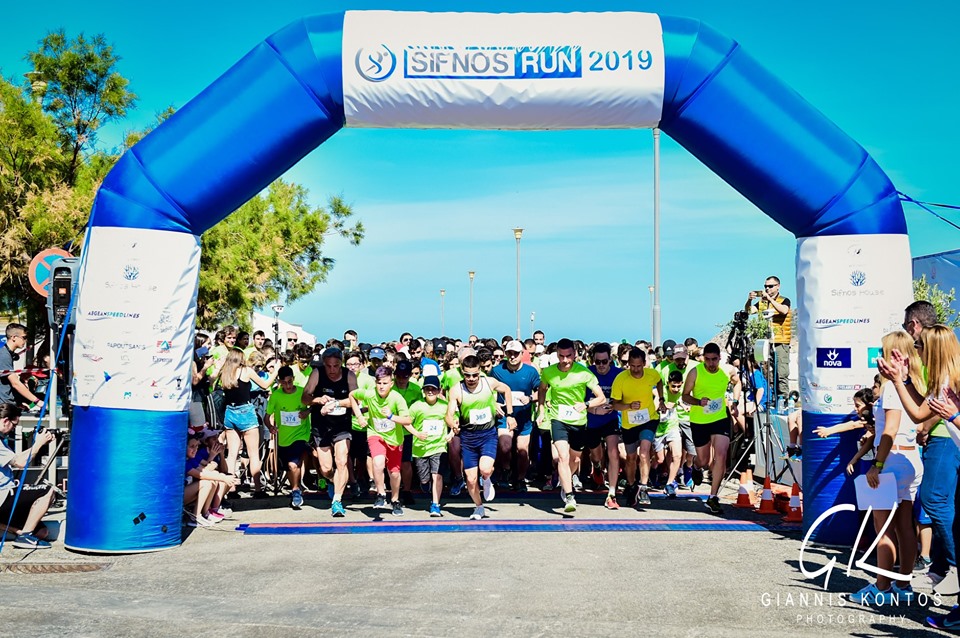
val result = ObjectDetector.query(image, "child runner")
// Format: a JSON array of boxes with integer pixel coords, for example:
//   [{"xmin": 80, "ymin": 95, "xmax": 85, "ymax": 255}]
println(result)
[{"xmin": 406, "ymin": 375, "xmax": 452, "ymax": 516}]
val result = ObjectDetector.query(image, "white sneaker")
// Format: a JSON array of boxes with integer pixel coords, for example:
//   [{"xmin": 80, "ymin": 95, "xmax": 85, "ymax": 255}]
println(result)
[
  {"xmin": 482, "ymin": 477, "xmax": 495, "ymax": 502},
  {"xmin": 935, "ymin": 567, "xmax": 959, "ymax": 595},
  {"xmin": 913, "ymin": 570, "xmax": 945, "ymax": 592},
  {"xmin": 469, "ymin": 505, "xmax": 486, "ymax": 520},
  {"xmin": 564, "ymin": 494, "xmax": 577, "ymax": 513}
]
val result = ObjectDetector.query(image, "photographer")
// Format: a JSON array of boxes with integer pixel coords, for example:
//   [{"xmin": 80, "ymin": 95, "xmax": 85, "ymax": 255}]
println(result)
[
  {"xmin": 0, "ymin": 403, "xmax": 56, "ymax": 549},
  {"xmin": 1, "ymin": 323, "xmax": 43, "ymax": 412},
  {"xmin": 745, "ymin": 276, "xmax": 792, "ymax": 399}
]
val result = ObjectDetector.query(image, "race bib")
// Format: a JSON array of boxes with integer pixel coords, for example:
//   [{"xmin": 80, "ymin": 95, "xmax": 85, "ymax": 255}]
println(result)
[
  {"xmin": 469, "ymin": 407, "xmax": 493, "ymax": 425},
  {"xmin": 627, "ymin": 409, "xmax": 651, "ymax": 426},
  {"xmin": 327, "ymin": 404, "xmax": 347, "ymax": 416},
  {"xmin": 511, "ymin": 394, "xmax": 527, "ymax": 407},
  {"xmin": 374, "ymin": 418, "xmax": 395, "ymax": 433},
  {"xmin": 280, "ymin": 411, "xmax": 301, "ymax": 427},
  {"xmin": 423, "ymin": 419, "xmax": 444, "ymax": 437},
  {"xmin": 557, "ymin": 404, "xmax": 580, "ymax": 422},
  {"xmin": 704, "ymin": 399, "xmax": 723, "ymax": 415}
]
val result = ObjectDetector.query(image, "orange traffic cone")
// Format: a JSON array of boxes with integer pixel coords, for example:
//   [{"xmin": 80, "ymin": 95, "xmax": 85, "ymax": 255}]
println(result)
[
  {"xmin": 757, "ymin": 476, "xmax": 778, "ymax": 514},
  {"xmin": 783, "ymin": 483, "xmax": 803, "ymax": 522},
  {"xmin": 734, "ymin": 472, "xmax": 755, "ymax": 508}
]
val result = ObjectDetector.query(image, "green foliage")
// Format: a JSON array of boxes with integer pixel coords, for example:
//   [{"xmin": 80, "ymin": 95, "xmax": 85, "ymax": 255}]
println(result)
[
  {"xmin": 26, "ymin": 29, "xmax": 137, "ymax": 185},
  {"xmin": 745, "ymin": 313, "xmax": 772, "ymax": 341},
  {"xmin": 197, "ymin": 181, "xmax": 364, "ymax": 326},
  {"xmin": 914, "ymin": 275, "xmax": 960, "ymax": 328}
]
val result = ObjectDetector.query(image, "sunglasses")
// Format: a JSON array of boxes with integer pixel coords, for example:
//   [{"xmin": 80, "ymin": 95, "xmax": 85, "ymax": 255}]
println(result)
[
  {"xmin": 463, "ymin": 372, "xmax": 480, "ymax": 379},
  {"xmin": 594, "ymin": 358, "xmax": 610, "ymax": 365},
  {"xmin": 764, "ymin": 284, "xmax": 776, "ymax": 288}
]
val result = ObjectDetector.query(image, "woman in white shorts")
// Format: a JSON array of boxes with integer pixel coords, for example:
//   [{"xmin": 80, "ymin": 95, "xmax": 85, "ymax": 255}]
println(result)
[{"xmin": 850, "ymin": 330, "xmax": 926, "ymax": 605}]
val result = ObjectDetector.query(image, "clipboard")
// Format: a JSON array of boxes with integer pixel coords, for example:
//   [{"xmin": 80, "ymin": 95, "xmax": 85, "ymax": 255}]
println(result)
[{"xmin": 854, "ymin": 473, "xmax": 898, "ymax": 510}]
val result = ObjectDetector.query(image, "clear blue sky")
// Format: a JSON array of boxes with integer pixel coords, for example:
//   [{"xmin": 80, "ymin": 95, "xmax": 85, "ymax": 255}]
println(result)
[{"xmin": 3, "ymin": 1, "xmax": 958, "ymax": 344}]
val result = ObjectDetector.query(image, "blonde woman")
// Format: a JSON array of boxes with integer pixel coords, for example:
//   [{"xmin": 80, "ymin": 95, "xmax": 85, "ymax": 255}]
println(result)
[
  {"xmin": 853, "ymin": 331, "xmax": 927, "ymax": 604},
  {"xmin": 217, "ymin": 348, "xmax": 278, "ymax": 497}
]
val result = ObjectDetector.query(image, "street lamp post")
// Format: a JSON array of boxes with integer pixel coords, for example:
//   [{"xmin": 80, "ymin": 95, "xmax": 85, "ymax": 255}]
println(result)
[
  {"xmin": 271, "ymin": 304, "xmax": 285, "ymax": 349},
  {"xmin": 652, "ymin": 128, "xmax": 662, "ymax": 346},
  {"xmin": 530, "ymin": 311, "xmax": 535, "ymax": 337},
  {"xmin": 513, "ymin": 228, "xmax": 523, "ymax": 339},
  {"xmin": 648, "ymin": 286, "xmax": 655, "ymax": 342},
  {"xmin": 440, "ymin": 289, "xmax": 446, "ymax": 336},
  {"xmin": 468, "ymin": 271, "xmax": 475, "ymax": 337}
]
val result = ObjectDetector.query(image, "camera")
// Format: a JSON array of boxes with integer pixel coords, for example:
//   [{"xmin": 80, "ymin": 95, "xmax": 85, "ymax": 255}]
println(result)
[{"xmin": 732, "ymin": 311, "xmax": 749, "ymax": 327}]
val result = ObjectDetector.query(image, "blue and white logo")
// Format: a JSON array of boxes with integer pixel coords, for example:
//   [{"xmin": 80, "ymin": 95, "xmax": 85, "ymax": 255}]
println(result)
[
  {"xmin": 867, "ymin": 347, "xmax": 882, "ymax": 369},
  {"xmin": 356, "ymin": 45, "xmax": 396, "ymax": 82},
  {"xmin": 850, "ymin": 270, "xmax": 866, "ymax": 287},
  {"xmin": 816, "ymin": 348, "xmax": 852, "ymax": 369},
  {"xmin": 123, "ymin": 264, "xmax": 140, "ymax": 281}
]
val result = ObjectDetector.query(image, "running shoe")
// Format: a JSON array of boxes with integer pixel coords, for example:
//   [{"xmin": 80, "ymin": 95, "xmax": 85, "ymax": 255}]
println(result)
[
  {"xmin": 617, "ymin": 477, "xmax": 628, "ymax": 490},
  {"xmin": 936, "ymin": 567, "xmax": 960, "ymax": 595},
  {"xmin": 12, "ymin": 532, "xmax": 51, "ymax": 549},
  {"xmin": 637, "ymin": 486, "xmax": 652, "ymax": 507},
  {"xmin": 915, "ymin": 570, "xmax": 946, "ymax": 592},
  {"xmin": 483, "ymin": 477, "xmax": 496, "ymax": 502},
  {"xmin": 374, "ymin": 494, "xmax": 389, "ymax": 510},
  {"xmin": 590, "ymin": 466, "xmax": 605, "ymax": 489},
  {"xmin": 210, "ymin": 505, "xmax": 231, "ymax": 518},
  {"xmin": 915, "ymin": 555, "xmax": 933, "ymax": 573},
  {"xmin": 848, "ymin": 582, "xmax": 893, "ymax": 606},
  {"xmin": 891, "ymin": 583, "xmax": 915, "ymax": 604},
  {"xmin": 685, "ymin": 478, "xmax": 695, "ymax": 492},
  {"xmin": 692, "ymin": 467, "xmax": 704, "ymax": 487},
  {"xmin": 604, "ymin": 494, "xmax": 620, "ymax": 510},
  {"xmin": 470, "ymin": 505, "xmax": 486, "ymax": 520},
  {"xmin": 571, "ymin": 474, "xmax": 583, "ymax": 492},
  {"xmin": 450, "ymin": 477, "xmax": 466, "ymax": 496},
  {"xmin": 564, "ymin": 494, "xmax": 577, "ymax": 513},
  {"xmin": 402, "ymin": 490, "xmax": 415, "ymax": 507},
  {"xmin": 391, "ymin": 501, "xmax": 404, "ymax": 517},
  {"xmin": 186, "ymin": 513, "xmax": 215, "ymax": 528},
  {"xmin": 291, "ymin": 489, "xmax": 304, "ymax": 510},
  {"xmin": 512, "ymin": 479, "xmax": 528, "ymax": 493},
  {"xmin": 205, "ymin": 510, "xmax": 225, "ymax": 523},
  {"xmin": 627, "ymin": 483, "xmax": 640, "ymax": 507},
  {"xmin": 429, "ymin": 503, "xmax": 443, "ymax": 517},
  {"xmin": 706, "ymin": 495, "xmax": 722, "ymax": 514},
  {"xmin": 348, "ymin": 482, "xmax": 361, "ymax": 499},
  {"xmin": 665, "ymin": 481, "xmax": 678, "ymax": 498},
  {"xmin": 331, "ymin": 500, "xmax": 346, "ymax": 517},
  {"xmin": 927, "ymin": 605, "xmax": 960, "ymax": 631}
]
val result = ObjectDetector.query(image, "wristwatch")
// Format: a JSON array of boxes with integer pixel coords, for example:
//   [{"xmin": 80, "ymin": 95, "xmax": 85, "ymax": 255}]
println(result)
[{"xmin": 873, "ymin": 461, "xmax": 884, "ymax": 469}]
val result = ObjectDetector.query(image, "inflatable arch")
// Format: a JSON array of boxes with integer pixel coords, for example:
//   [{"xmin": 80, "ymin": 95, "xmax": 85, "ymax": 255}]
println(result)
[{"xmin": 66, "ymin": 11, "xmax": 912, "ymax": 552}]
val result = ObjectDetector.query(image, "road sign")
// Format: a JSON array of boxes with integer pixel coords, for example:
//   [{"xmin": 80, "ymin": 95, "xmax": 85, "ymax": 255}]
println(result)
[{"xmin": 28, "ymin": 248, "xmax": 73, "ymax": 297}]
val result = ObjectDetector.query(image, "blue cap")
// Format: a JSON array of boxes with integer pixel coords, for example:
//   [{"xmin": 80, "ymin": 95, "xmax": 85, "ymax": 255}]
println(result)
[
  {"xmin": 422, "ymin": 375, "xmax": 441, "ymax": 389},
  {"xmin": 369, "ymin": 347, "xmax": 386, "ymax": 360}
]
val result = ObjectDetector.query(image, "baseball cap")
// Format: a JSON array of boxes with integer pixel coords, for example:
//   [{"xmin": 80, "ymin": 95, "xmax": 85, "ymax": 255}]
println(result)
[
  {"xmin": 458, "ymin": 347, "xmax": 477, "ymax": 361},
  {"xmin": 673, "ymin": 344, "xmax": 688, "ymax": 359},
  {"xmin": 321, "ymin": 347, "xmax": 342, "ymax": 360},
  {"xmin": 395, "ymin": 360, "xmax": 413, "ymax": 376},
  {"xmin": 369, "ymin": 347, "xmax": 386, "ymax": 360},
  {"xmin": 422, "ymin": 375, "xmax": 441, "ymax": 389},
  {"xmin": 535, "ymin": 344, "xmax": 545, "ymax": 355},
  {"xmin": 662, "ymin": 339, "xmax": 677, "ymax": 357},
  {"xmin": 433, "ymin": 339, "xmax": 446, "ymax": 355},
  {"xmin": 505, "ymin": 339, "xmax": 524, "ymax": 353}
]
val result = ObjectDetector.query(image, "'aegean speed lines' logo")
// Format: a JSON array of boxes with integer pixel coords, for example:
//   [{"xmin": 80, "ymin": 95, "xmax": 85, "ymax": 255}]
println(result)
[{"xmin": 356, "ymin": 45, "xmax": 397, "ymax": 82}]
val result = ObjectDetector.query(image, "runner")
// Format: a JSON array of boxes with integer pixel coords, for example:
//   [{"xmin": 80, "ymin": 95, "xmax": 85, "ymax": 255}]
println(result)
[
  {"xmin": 491, "ymin": 340, "xmax": 541, "ymax": 491},
  {"xmin": 665, "ymin": 344, "xmax": 699, "ymax": 489},
  {"xmin": 537, "ymin": 338, "xmax": 607, "ymax": 513},
  {"xmin": 446, "ymin": 355, "xmax": 515, "ymax": 520},
  {"xmin": 265, "ymin": 366, "xmax": 312, "ymax": 509},
  {"xmin": 406, "ymin": 375, "xmax": 452, "ymax": 517},
  {"xmin": 585, "ymin": 342, "xmax": 622, "ymax": 509},
  {"xmin": 393, "ymin": 360, "xmax": 423, "ymax": 507},
  {"xmin": 344, "ymin": 349, "xmax": 371, "ymax": 498},
  {"xmin": 351, "ymin": 366, "xmax": 412, "ymax": 516},
  {"xmin": 683, "ymin": 342, "xmax": 742, "ymax": 514},
  {"xmin": 302, "ymin": 347, "xmax": 357, "ymax": 517},
  {"xmin": 655, "ymin": 370, "xmax": 687, "ymax": 497},
  {"xmin": 610, "ymin": 347, "xmax": 666, "ymax": 508}
]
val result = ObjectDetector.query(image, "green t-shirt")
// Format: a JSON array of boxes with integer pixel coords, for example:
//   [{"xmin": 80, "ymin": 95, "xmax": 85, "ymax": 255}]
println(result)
[
  {"xmin": 540, "ymin": 363, "xmax": 598, "ymax": 427},
  {"xmin": 293, "ymin": 365, "xmax": 309, "ymax": 389},
  {"xmin": 207, "ymin": 344, "xmax": 229, "ymax": 378},
  {"xmin": 657, "ymin": 387, "xmax": 685, "ymax": 436},
  {"xmin": 356, "ymin": 387, "xmax": 409, "ymax": 446},
  {"xmin": 266, "ymin": 386, "xmax": 311, "ymax": 447},
  {"xmin": 441, "ymin": 368, "xmax": 463, "ymax": 392},
  {"xmin": 409, "ymin": 398, "xmax": 449, "ymax": 458},
  {"xmin": 395, "ymin": 382, "xmax": 423, "ymax": 418},
  {"xmin": 353, "ymin": 371, "xmax": 375, "ymax": 431}
]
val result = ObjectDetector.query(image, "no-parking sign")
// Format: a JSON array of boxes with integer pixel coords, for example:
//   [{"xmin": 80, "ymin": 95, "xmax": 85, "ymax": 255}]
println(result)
[{"xmin": 29, "ymin": 248, "xmax": 73, "ymax": 297}]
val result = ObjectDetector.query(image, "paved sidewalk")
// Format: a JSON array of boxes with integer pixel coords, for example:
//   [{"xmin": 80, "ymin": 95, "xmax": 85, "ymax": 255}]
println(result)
[{"xmin": 0, "ymin": 483, "xmax": 948, "ymax": 637}]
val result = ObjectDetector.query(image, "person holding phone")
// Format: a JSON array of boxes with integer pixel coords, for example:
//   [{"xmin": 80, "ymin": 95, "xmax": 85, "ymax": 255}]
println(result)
[{"xmin": 745, "ymin": 276, "xmax": 792, "ymax": 399}]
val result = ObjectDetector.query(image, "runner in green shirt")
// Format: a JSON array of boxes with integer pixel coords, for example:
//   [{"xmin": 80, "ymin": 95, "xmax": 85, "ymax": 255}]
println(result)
[
  {"xmin": 405, "ymin": 375, "xmax": 452, "ymax": 517},
  {"xmin": 265, "ymin": 366, "xmax": 312, "ymax": 509},
  {"xmin": 655, "ymin": 370, "xmax": 687, "ymax": 498},
  {"xmin": 351, "ymin": 366, "xmax": 413, "ymax": 516},
  {"xmin": 537, "ymin": 338, "xmax": 607, "ymax": 513},
  {"xmin": 394, "ymin": 360, "xmax": 423, "ymax": 507}
]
